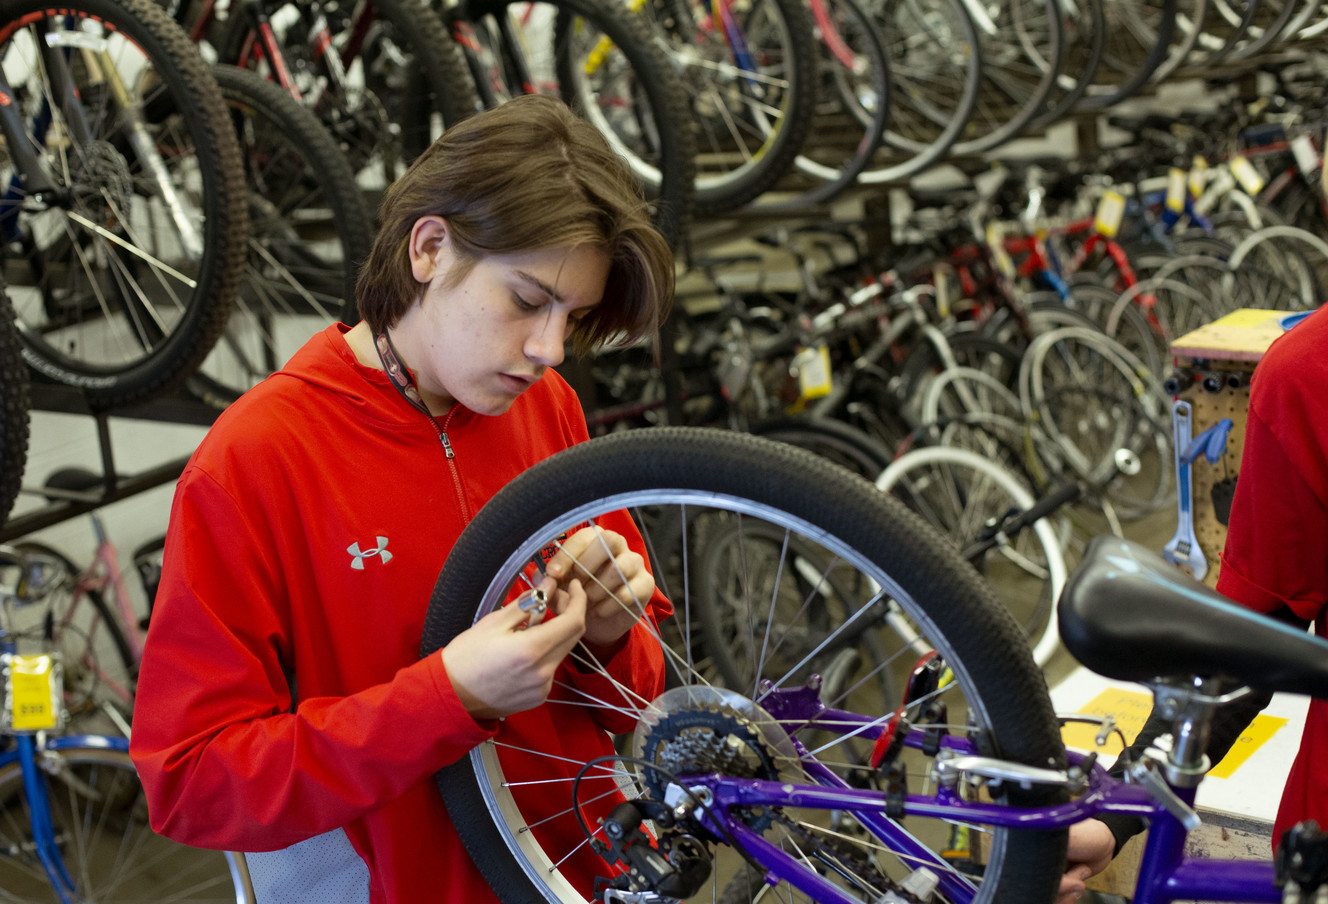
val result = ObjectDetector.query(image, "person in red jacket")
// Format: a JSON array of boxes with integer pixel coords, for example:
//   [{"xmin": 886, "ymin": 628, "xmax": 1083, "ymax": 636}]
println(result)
[
  {"xmin": 129, "ymin": 94, "xmax": 677, "ymax": 904},
  {"xmin": 1059, "ymin": 304, "xmax": 1328, "ymax": 904}
]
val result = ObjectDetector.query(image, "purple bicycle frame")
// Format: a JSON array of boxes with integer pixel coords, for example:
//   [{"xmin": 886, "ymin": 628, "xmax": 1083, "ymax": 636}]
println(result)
[{"xmin": 683, "ymin": 687, "xmax": 1281, "ymax": 904}]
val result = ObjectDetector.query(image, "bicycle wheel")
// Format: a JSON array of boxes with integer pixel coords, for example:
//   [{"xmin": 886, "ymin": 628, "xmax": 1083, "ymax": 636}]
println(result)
[
  {"xmin": 1076, "ymin": 0, "xmax": 1177, "ymax": 108},
  {"xmin": 947, "ymin": 0, "xmax": 1065, "ymax": 156},
  {"xmin": 876, "ymin": 446, "xmax": 1067, "ymax": 668},
  {"xmin": 1222, "ymin": 224, "xmax": 1328, "ymax": 310},
  {"xmin": 420, "ymin": 427, "xmax": 1067, "ymax": 904},
  {"xmin": 638, "ymin": 0, "xmax": 818, "ymax": 214},
  {"xmin": 0, "ymin": 282, "xmax": 28, "ymax": 524},
  {"xmin": 0, "ymin": 743, "xmax": 253, "ymax": 902},
  {"xmin": 546, "ymin": 0, "xmax": 697, "ymax": 243},
  {"xmin": 0, "ymin": 0, "xmax": 247, "ymax": 410},
  {"xmin": 748, "ymin": 415, "xmax": 896, "ymax": 479},
  {"xmin": 860, "ymin": 0, "xmax": 982, "ymax": 184},
  {"xmin": 783, "ymin": 0, "xmax": 892, "ymax": 207},
  {"xmin": 220, "ymin": 0, "xmax": 479, "ymax": 186},
  {"xmin": 10, "ymin": 541, "xmax": 137, "ymax": 738},
  {"xmin": 1028, "ymin": 0, "xmax": 1105, "ymax": 130},
  {"xmin": 1019, "ymin": 326, "xmax": 1172, "ymax": 520},
  {"xmin": 186, "ymin": 64, "xmax": 373, "ymax": 407}
]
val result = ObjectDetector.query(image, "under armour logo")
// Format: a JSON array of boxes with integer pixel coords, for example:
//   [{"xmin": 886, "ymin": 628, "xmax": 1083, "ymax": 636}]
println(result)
[{"xmin": 347, "ymin": 537, "xmax": 392, "ymax": 570}]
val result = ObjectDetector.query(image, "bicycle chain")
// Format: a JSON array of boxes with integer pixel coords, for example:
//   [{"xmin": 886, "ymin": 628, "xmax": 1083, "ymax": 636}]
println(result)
[{"xmin": 765, "ymin": 808, "xmax": 920, "ymax": 902}]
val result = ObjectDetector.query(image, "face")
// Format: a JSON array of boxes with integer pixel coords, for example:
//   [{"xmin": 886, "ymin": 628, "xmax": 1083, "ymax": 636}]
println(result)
[{"xmin": 394, "ymin": 217, "xmax": 610, "ymax": 416}]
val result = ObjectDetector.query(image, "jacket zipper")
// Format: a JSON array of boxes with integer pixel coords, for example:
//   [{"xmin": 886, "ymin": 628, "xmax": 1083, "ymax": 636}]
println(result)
[{"xmin": 437, "ymin": 409, "xmax": 470, "ymax": 522}]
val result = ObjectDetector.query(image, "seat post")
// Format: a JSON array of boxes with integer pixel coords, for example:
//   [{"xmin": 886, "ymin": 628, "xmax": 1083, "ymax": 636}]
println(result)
[{"xmin": 1151, "ymin": 675, "xmax": 1237, "ymax": 788}]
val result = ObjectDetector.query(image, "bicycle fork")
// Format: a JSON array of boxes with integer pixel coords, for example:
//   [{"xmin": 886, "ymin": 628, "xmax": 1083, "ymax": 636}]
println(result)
[{"xmin": 16, "ymin": 734, "xmax": 82, "ymax": 904}]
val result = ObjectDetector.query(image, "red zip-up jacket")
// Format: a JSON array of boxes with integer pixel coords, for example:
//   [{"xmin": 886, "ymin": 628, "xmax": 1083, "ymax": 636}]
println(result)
[
  {"xmin": 1216, "ymin": 305, "xmax": 1328, "ymax": 853},
  {"xmin": 130, "ymin": 324, "xmax": 667, "ymax": 903}
]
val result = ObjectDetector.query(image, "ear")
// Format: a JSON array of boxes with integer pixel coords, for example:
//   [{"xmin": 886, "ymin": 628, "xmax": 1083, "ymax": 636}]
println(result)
[{"xmin": 408, "ymin": 216, "xmax": 451, "ymax": 284}]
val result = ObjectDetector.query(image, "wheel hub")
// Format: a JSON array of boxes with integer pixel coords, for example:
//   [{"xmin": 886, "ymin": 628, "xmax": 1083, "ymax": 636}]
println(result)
[
  {"xmin": 70, "ymin": 140, "xmax": 133, "ymax": 227},
  {"xmin": 632, "ymin": 685, "xmax": 802, "ymax": 830}
]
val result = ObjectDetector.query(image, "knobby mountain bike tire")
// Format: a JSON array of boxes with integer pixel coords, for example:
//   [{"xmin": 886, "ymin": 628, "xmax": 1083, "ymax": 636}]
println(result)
[
  {"xmin": 188, "ymin": 64, "xmax": 374, "ymax": 408},
  {"xmin": 0, "ymin": 0, "xmax": 247, "ymax": 410},
  {"xmin": 420, "ymin": 427, "xmax": 1067, "ymax": 904},
  {"xmin": 0, "ymin": 744, "xmax": 254, "ymax": 902},
  {"xmin": 0, "ymin": 281, "xmax": 28, "ymax": 525}
]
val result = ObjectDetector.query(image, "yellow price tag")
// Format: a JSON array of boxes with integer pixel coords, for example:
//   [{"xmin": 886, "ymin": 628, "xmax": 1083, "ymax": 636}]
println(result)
[
  {"xmin": 934, "ymin": 266, "xmax": 951, "ymax": 320},
  {"xmin": 1189, "ymin": 155, "xmax": 1209, "ymax": 198},
  {"xmin": 1229, "ymin": 156, "xmax": 1265, "ymax": 195},
  {"xmin": 1093, "ymin": 190, "xmax": 1126, "ymax": 238},
  {"xmin": 793, "ymin": 345, "xmax": 833, "ymax": 402},
  {"xmin": 1166, "ymin": 168, "xmax": 1186, "ymax": 213},
  {"xmin": 8, "ymin": 654, "xmax": 60, "ymax": 731},
  {"xmin": 985, "ymin": 222, "xmax": 1015, "ymax": 279}
]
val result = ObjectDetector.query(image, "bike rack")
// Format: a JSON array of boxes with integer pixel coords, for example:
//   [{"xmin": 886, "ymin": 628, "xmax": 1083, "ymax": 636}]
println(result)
[{"xmin": 0, "ymin": 382, "xmax": 219, "ymax": 543}]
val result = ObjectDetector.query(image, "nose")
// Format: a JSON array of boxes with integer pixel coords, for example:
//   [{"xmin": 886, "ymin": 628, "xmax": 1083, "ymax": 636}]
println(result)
[{"xmin": 525, "ymin": 309, "xmax": 568, "ymax": 367}]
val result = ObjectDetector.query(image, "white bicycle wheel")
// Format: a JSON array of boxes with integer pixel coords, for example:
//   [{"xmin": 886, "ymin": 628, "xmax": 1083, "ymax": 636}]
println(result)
[{"xmin": 876, "ymin": 446, "xmax": 1067, "ymax": 667}]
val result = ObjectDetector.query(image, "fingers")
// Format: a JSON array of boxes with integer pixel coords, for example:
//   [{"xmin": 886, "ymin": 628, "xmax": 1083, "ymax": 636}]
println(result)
[
  {"xmin": 546, "ymin": 526, "xmax": 652, "ymax": 610},
  {"xmin": 546, "ymin": 526, "xmax": 622, "ymax": 587},
  {"xmin": 444, "ymin": 580, "xmax": 587, "ymax": 720},
  {"xmin": 1055, "ymin": 864, "xmax": 1092, "ymax": 904}
]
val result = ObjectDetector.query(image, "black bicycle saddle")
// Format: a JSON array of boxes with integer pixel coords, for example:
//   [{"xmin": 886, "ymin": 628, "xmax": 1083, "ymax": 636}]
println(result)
[{"xmin": 1059, "ymin": 535, "xmax": 1328, "ymax": 697}]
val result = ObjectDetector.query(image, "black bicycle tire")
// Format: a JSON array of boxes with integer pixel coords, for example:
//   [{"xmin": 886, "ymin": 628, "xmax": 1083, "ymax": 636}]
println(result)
[
  {"xmin": 185, "ymin": 64, "xmax": 374, "ymax": 408},
  {"xmin": 1029, "ymin": 0, "xmax": 1107, "ymax": 130},
  {"xmin": 1076, "ymin": 0, "xmax": 1178, "ymax": 108},
  {"xmin": 420, "ymin": 427, "xmax": 1067, "ymax": 904},
  {"xmin": 0, "ymin": 745, "xmax": 253, "ymax": 902},
  {"xmin": 774, "ymin": 0, "xmax": 893, "ymax": 209},
  {"xmin": 1, "ymin": 0, "xmax": 246, "ymax": 410},
  {"xmin": 863, "ymin": 0, "xmax": 982, "ymax": 184},
  {"xmin": 542, "ymin": 0, "xmax": 696, "ymax": 246},
  {"xmin": 0, "ymin": 280, "xmax": 29, "ymax": 525},
  {"xmin": 1175, "ymin": 0, "xmax": 1255, "ymax": 74},
  {"xmin": 748, "ymin": 415, "xmax": 895, "ymax": 479},
  {"xmin": 896, "ymin": 333, "xmax": 1025, "ymax": 414},
  {"xmin": 645, "ymin": 0, "xmax": 819, "ymax": 214},
  {"xmin": 947, "ymin": 0, "xmax": 1066, "ymax": 155},
  {"xmin": 1228, "ymin": 0, "xmax": 1301, "ymax": 57}
]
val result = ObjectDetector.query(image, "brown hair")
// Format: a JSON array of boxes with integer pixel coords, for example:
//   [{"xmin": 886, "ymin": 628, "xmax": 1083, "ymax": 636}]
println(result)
[{"xmin": 356, "ymin": 95, "xmax": 674, "ymax": 356}]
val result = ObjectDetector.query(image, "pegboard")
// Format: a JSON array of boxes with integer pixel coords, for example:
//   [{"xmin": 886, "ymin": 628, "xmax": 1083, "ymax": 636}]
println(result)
[
  {"xmin": 1174, "ymin": 373, "xmax": 1252, "ymax": 589},
  {"xmin": 1167, "ymin": 309, "xmax": 1293, "ymax": 589}
]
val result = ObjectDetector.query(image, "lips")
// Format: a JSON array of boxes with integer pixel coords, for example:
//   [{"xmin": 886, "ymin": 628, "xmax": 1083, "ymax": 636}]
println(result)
[{"xmin": 500, "ymin": 373, "xmax": 540, "ymax": 393}]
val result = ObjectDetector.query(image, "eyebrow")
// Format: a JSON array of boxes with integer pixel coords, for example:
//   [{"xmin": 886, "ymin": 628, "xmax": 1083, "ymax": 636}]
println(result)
[
  {"xmin": 516, "ymin": 270, "xmax": 564, "ymax": 304},
  {"xmin": 516, "ymin": 268, "xmax": 600, "ymax": 313}
]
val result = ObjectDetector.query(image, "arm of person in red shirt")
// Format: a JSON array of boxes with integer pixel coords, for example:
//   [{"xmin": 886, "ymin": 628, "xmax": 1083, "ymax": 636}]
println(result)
[{"xmin": 131, "ymin": 466, "xmax": 594, "ymax": 852}]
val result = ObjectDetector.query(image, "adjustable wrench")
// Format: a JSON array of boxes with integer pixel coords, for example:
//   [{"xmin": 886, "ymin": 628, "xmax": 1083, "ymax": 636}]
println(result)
[{"xmin": 1162, "ymin": 400, "xmax": 1207, "ymax": 580}]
